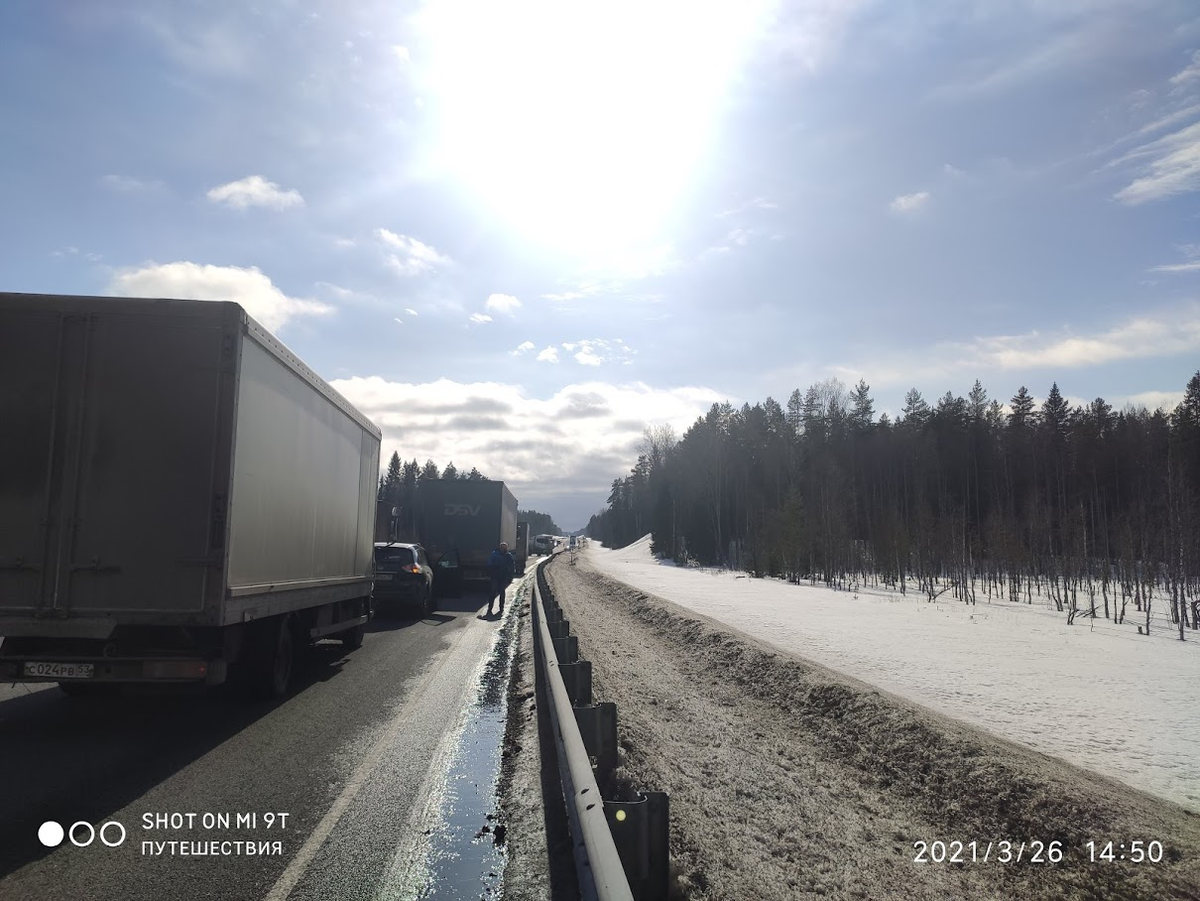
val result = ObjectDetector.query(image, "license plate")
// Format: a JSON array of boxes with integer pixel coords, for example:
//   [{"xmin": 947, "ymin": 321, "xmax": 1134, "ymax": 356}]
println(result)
[
  {"xmin": 374, "ymin": 573, "xmax": 393, "ymax": 581},
  {"xmin": 24, "ymin": 661, "xmax": 94, "ymax": 680}
]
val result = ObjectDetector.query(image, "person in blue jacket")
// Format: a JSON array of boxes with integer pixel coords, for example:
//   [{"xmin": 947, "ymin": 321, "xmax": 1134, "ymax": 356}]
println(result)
[{"xmin": 486, "ymin": 541, "xmax": 515, "ymax": 617}]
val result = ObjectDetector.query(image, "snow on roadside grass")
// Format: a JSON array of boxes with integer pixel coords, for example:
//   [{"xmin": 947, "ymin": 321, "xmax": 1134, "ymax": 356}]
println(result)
[{"xmin": 588, "ymin": 536, "xmax": 1200, "ymax": 813}]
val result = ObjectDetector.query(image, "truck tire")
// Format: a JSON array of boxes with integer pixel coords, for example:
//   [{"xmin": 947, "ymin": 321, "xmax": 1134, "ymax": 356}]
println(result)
[
  {"xmin": 342, "ymin": 622, "xmax": 365, "ymax": 650},
  {"xmin": 342, "ymin": 598, "xmax": 368, "ymax": 649},
  {"xmin": 250, "ymin": 615, "xmax": 295, "ymax": 699}
]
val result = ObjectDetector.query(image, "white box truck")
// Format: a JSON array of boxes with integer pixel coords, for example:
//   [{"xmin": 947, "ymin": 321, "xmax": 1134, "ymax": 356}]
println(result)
[{"xmin": 0, "ymin": 293, "xmax": 381, "ymax": 697}]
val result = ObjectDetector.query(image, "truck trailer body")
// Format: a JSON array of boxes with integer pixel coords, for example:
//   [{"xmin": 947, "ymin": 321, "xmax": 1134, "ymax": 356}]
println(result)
[
  {"xmin": 416, "ymin": 480, "xmax": 518, "ymax": 579},
  {"xmin": 0, "ymin": 293, "xmax": 381, "ymax": 696}
]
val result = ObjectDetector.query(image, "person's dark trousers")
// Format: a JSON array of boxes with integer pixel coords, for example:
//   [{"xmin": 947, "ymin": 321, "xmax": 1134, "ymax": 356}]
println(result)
[{"xmin": 487, "ymin": 578, "xmax": 506, "ymax": 615}]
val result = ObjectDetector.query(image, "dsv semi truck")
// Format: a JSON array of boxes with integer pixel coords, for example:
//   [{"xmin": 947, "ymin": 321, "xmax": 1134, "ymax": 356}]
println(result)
[
  {"xmin": 0, "ymin": 293, "xmax": 381, "ymax": 697},
  {"xmin": 416, "ymin": 480, "xmax": 518, "ymax": 592}
]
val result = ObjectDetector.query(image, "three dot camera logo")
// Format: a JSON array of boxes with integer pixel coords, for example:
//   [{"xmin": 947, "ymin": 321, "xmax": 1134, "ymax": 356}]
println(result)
[{"xmin": 39, "ymin": 819, "xmax": 127, "ymax": 849}]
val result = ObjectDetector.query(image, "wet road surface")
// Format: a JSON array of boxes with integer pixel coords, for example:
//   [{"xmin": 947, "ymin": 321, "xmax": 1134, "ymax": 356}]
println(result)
[{"xmin": 0, "ymin": 584, "xmax": 523, "ymax": 901}]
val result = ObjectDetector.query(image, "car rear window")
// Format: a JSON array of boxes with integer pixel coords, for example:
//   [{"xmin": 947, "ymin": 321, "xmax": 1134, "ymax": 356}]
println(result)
[{"xmin": 375, "ymin": 547, "xmax": 414, "ymax": 568}]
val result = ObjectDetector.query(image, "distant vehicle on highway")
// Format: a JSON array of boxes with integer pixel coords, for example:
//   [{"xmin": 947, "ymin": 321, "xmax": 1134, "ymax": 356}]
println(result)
[
  {"xmin": 514, "ymin": 521, "xmax": 529, "ymax": 574},
  {"xmin": 372, "ymin": 542, "xmax": 435, "ymax": 618},
  {"xmin": 533, "ymin": 534, "xmax": 556, "ymax": 555}
]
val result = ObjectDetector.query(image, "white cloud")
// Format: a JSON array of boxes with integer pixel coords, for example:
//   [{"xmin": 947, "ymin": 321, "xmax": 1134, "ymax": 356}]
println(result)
[
  {"xmin": 830, "ymin": 303, "xmax": 1200, "ymax": 389},
  {"xmin": 134, "ymin": 13, "xmax": 251, "ymax": 78},
  {"xmin": 469, "ymin": 313, "xmax": 493, "ymax": 325},
  {"xmin": 313, "ymin": 282, "xmax": 393, "ymax": 310},
  {"xmin": 511, "ymin": 340, "xmax": 536, "ymax": 356},
  {"xmin": 700, "ymin": 227, "xmax": 762, "ymax": 260},
  {"xmin": 1149, "ymin": 261, "xmax": 1200, "ymax": 273},
  {"xmin": 542, "ymin": 282, "xmax": 602, "ymax": 302},
  {"xmin": 1118, "ymin": 390, "xmax": 1185, "ymax": 412},
  {"xmin": 545, "ymin": 338, "xmax": 639, "ymax": 366},
  {"xmin": 316, "ymin": 282, "xmax": 354, "ymax": 300},
  {"xmin": 929, "ymin": 25, "xmax": 1103, "ymax": 102},
  {"xmin": 206, "ymin": 175, "xmax": 305, "ymax": 210},
  {"xmin": 717, "ymin": 197, "xmax": 779, "ymax": 217},
  {"xmin": 332, "ymin": 236, "xmax": 356, "ymax": 249},
  {"xmin": 1113, "ymin": 121, "xmax": 1200, "ymax": 205},
  {"xmin": 972, "ymin": 309, "xmax": 1200, "ymax": 369},
  {"xmin": 485, "ymin": 293, "xmax": 522, "ymax": 314},
  {"xmin": 1130, "ymin": 105, "xmax": 1200, "ymax": 142},
  {"xmin": 109, "ymin": 261, "xmax": 332, "ymax": 332},
  {"xmin": 537, "ymin": 346, "xmax": 560, "ymax": 363},
  {"xmin": 1148, "ymin": 244, "xmax": 1200, "ymax": 274},
  {"xmin": 405, "ymin": 308, "xmax": 418, "ymax": 316},
  {"xmin": 327, "ymin": 376, "xmax": 729, "ymax": 518},
  {"xmin": 1170, "ymin": 50, "xmax": 1200, "ymax": 87},
  {"xmin": 101, "ymin": 174, "xmax": 165, "ymax": 193},
  {"xmin": 51, "ymin": 246, "xmax": 104, "ymax": 262},
  {"xmin": 376, "ymin": 228, "xmax": 452, "ymax": 276},
  {"xmin": 393, "ymin": 45, "xmax": 411, "ymax": 64},
  {"xmin": 889, "ymin": 191, "xmax": 931, "ymax": 214},
  {"xmin": 393, "ymin": 317, "xmax": 404, "ymax": 324}
]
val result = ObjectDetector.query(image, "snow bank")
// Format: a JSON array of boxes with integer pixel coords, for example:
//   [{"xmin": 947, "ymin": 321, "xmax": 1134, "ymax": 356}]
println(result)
[{"xmin": 588, "ymin": 537, "xmax": 1200, "ymax": 812}]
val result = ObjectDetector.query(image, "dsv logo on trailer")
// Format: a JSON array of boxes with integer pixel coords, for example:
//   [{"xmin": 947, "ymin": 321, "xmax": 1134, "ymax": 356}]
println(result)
[{"xmin": 444, "ymin": 504, "xmax": 481, "ymax": 516}]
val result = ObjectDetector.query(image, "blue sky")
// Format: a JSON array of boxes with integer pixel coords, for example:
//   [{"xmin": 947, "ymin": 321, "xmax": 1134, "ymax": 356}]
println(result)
[{"xmin": 3, "ymin": 1, "xmax": 1199, "ymax": 529}]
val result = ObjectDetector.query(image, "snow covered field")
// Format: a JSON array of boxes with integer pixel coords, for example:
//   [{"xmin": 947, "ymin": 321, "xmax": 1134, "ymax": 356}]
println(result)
[{"xmin": 586, "ymin": 537, "xmax": 1200, "ymax": 813}]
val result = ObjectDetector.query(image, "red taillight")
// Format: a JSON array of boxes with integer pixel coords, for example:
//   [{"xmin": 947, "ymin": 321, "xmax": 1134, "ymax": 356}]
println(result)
[
  {"xmin": 144, "ymin": 660, "xmax": 207, "ymax": 680},
  {"xmin": 406, "ymin": 564, "xmax": 421, "ymax": 574}
]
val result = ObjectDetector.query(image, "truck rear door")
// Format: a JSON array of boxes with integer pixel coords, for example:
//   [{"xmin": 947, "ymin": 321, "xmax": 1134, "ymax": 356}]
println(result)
[{"xmin": 0, "ymin": 299, "xmax": 230, "ymax": 622}]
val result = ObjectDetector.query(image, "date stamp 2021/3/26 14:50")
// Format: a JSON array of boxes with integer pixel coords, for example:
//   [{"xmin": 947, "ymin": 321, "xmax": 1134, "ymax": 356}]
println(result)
[{"xmin": 912, "ymin": 839, "xmax": 1168, "ymax": 865}]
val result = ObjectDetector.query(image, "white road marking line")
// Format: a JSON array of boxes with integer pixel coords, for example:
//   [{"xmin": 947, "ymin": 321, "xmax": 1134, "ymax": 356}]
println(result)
[{"xmin": 263, "ymin": 636, "xmax": 468, "ymax": 901}]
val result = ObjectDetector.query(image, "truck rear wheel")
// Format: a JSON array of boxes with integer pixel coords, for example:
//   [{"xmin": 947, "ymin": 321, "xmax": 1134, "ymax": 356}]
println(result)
[
  {"xmin": 342, "ymin": 622, "xmax": 365, "ymax": 650},
  {"xmin": 246, "ymin": 615, "xmax": 295, "ymax": 699},
  {"xmin": 270, "ymin": 617, "xmax": 295, "ymax": 697},
  {"xmin": 342, "ymin": 598, "xmax": 368, "ymax": 649}
]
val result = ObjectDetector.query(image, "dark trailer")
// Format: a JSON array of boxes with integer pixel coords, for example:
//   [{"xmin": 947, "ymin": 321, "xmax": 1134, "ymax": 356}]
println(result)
[{"xmin": 416, "ymin": 480, "xmax": 518, "ymax": 585}]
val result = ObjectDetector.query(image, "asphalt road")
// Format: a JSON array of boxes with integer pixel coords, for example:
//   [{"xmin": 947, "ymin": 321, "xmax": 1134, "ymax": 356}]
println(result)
[{"xmin": 0, "ymin": 586, "xmax": 515, "ymax": 901}]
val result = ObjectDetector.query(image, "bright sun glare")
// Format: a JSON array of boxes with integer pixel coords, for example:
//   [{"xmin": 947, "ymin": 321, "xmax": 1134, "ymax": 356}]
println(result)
[{"xmin": 416, "ymin": 0, "xmax": 773, "ymax": 263}]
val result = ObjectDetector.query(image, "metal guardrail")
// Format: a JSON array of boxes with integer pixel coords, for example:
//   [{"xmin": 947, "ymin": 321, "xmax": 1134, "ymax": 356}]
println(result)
[{"xmin": 532, "ymin": 558, "xmax": 637, "ymax": 901}]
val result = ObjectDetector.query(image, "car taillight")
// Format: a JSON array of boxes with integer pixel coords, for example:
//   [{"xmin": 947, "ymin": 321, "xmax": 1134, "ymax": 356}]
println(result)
[{"xmin": 407, "ymin": 564, "xmax": 421, "ymax": 574}]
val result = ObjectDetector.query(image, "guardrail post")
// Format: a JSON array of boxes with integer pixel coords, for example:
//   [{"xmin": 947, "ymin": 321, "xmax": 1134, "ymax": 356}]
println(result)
[
  {"xmin": 605, "ymin": 792, "xmax": 671, "ymax": 901},
  {"xmin": 559, "ymin": 659, "xmax": 593, "ymax": 706},
  {"xmin": 574, "ymin": 701, "xmax": 618, "ymax": 783},
  {"xmin": 553, "ymin": 634, "xmax": 579, "ymax": 664},
  {"xmin": 549, "ymin": 618, "xmax": 571, "ymax": 641}
]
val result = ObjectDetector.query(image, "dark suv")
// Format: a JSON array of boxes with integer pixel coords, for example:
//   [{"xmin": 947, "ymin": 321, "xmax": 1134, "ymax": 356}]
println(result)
[{"xmin": 372, "ymin": 542, "xmax": 435, "ymax": 617}]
